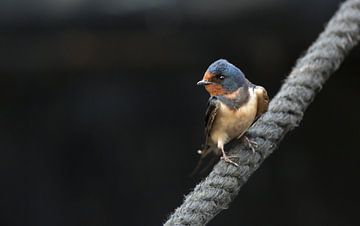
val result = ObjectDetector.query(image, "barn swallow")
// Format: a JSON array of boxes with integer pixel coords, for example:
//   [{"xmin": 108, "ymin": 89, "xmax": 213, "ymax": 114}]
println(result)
[{"xmin": 196, "ymin": 59, "xmax": 269, "ymax": 167}]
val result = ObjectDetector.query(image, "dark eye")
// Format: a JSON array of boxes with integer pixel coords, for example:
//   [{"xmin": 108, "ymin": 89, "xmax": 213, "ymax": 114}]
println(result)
[{"xmin": 217, "ymin": 75, "xmax": 225, "ymax": 80}]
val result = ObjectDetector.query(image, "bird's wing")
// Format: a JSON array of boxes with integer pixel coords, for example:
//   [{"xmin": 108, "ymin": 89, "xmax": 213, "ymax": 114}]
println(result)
[
  {"xmin": 255, "ymin": 86, "xmax": 269, "ymax": 119},
  {"xmin": 204, "ymin": 96, "xmax": 220, "ymax": 145},
  {"xmin": 191, "ymin": 97, "xmax": 220, "ymax": 176}
]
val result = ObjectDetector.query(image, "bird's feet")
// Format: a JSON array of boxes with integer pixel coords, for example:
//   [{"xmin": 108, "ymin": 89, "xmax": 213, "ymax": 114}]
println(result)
[
  {"xmin": 244, "ymin": 136, "xmax": 258, "ymax": 153},
  {"xmin": 221, "ymin": 154, "xmax": 239, "ymax": 167}
]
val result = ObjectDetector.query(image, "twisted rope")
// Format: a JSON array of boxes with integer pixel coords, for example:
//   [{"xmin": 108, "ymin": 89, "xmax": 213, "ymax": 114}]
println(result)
[{"xmin": 164, "ymin": 0, "xmax": 360, "ymax": 225}]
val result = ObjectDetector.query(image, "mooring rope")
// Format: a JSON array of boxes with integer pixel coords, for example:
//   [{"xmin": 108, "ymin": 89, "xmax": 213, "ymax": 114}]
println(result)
[{"xmin": 164, "ymin": 0, "xmax": 360, "ymax": 225}]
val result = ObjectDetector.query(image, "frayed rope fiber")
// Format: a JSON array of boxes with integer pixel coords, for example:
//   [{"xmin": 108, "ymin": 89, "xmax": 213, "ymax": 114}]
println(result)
[{"xmin": 164, "ymin": 0, "xmax": 360, "ymax": 225}]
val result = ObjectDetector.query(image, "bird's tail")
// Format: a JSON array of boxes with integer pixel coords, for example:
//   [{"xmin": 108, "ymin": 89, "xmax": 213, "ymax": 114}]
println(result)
[{"xmin": 190, "ymin": 145, "xmax": 217, "ymax": 177}]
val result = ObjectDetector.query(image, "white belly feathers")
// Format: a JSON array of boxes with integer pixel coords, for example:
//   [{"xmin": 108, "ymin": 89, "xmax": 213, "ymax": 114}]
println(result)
[{"xmin": 210, "ymin": 88, "xmax": 258, "ymax": 148}]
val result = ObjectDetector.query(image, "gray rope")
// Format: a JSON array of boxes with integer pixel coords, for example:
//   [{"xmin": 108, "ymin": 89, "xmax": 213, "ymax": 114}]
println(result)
[{"xmin": 164, "ymin": 0, "xmax": 360, "ymax": 225}]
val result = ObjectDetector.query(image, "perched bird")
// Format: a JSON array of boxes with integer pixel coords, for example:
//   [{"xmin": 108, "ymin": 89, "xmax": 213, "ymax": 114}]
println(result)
[{"xmin": 196, "ymin": 59, "xmax": 269, "ymax": 167}]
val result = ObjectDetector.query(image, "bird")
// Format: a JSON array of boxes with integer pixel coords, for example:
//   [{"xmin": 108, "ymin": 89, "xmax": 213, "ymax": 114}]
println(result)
[{"xmin": 196, "ymin": 59, "xmax": 269, "ymax": 168}]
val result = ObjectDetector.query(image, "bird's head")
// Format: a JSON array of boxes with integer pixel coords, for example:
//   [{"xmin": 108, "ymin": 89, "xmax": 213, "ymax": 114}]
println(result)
[{"xmin": 197, "ymin": 59, "xmax": 246, "ymax": 96}]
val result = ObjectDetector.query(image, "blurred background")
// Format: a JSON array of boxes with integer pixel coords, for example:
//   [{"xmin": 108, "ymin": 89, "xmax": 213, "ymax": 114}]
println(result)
[{"xmin": 0, "ymin": 0, "xmax": 359, "ymax": 225}]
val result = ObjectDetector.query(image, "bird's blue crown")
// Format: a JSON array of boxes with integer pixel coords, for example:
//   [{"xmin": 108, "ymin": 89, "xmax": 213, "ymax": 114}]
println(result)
[
  {"xmin": 207, "ymin": 59, "xmax": 246, "ymax": 91},
  {"xmin": 207, "ymin": 59, "xmax": 244, "ymax": 78}
]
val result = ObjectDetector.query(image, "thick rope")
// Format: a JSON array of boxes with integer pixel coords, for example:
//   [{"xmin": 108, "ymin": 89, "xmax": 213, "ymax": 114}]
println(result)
[{"xmin": 164, "ymin": 0, "xmax": 360, "ymax": 225}]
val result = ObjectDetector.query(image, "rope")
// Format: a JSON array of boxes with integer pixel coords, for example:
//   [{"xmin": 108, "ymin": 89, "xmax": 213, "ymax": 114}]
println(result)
[{"xmin": 164, "ymin": 0, "xmax": 360, "ymax": 225}]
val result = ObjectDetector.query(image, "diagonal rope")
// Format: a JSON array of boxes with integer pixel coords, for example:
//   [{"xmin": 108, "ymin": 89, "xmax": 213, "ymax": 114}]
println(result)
[{"xmin": 164, "ymin": 0, "xmax": 360, "ymax": 225}]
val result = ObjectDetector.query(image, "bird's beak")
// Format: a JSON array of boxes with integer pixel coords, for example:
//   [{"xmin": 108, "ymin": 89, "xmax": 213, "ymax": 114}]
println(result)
[{"xmin": 197, "ymin": 80, "xmax": 213, "ymax": 86}]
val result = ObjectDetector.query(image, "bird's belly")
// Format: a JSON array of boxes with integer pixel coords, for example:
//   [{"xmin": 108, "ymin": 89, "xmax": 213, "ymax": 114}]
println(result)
[{"xmin": 210, "ymin": 98, "xmax": 257, "ymax": 146}]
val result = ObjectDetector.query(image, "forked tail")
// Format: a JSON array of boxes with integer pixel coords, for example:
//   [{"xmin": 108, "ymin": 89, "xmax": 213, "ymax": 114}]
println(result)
[{"xmin": 190, "ymin": 146, "xmax": 218, "ymax": 176}]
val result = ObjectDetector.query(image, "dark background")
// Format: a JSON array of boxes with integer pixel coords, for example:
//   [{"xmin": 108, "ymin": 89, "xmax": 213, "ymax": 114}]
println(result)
[{"xmin": 0, "ymin": 0, "xmax": 359, "ymax": 225}]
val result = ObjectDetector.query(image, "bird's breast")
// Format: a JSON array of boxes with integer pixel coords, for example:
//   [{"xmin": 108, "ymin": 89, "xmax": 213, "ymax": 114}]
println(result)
[{"xmin": 210, "ymin": 88, "xmax": 258, "ymax": 145}]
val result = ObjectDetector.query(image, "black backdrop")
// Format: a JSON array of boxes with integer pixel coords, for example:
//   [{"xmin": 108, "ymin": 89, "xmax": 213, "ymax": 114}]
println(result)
[{"xmin": 0, "ymin": 0, "xmax": 359, "ymax": 226}]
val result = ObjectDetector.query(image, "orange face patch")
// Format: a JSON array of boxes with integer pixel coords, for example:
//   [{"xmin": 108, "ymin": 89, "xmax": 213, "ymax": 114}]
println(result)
[
  {"xmin": 203, "ymin": 71, "xmax": 214, "ymax": 81},
  {"xmin": 202, "ymin": 71, "xmax": 227, "ymax": 96},
  {"xmin": 205, "ymin": 84, "xmax": 227, "ymax": 96}
]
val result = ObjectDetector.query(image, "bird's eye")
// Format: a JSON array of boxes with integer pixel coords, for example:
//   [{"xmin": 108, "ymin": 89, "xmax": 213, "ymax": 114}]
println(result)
[{"xmin": 217, "ymin": 75, "xmax": 225, "ymax": 80}]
